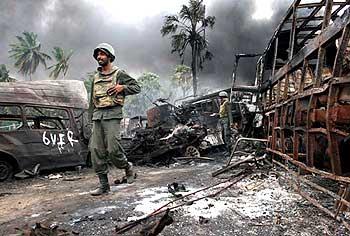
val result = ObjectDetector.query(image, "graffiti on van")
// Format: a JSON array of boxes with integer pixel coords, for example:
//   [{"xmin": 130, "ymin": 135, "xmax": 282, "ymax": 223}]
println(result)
[{"xmin": 42, "ymin": 130, "xmax": 79, "ymax": 154}]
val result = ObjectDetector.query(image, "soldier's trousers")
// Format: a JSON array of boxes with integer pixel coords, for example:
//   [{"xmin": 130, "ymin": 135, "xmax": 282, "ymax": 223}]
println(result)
[
  {"xmin": 89, "ymin": 118, "xmax": 129, "ymax": 175},
  {"xmin": 220, "ymin": 117, "xmax": 231, "ymax": 152}
]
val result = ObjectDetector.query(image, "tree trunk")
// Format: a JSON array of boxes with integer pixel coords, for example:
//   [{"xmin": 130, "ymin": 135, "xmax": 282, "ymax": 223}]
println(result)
[{"xmin": 191, "ymin": 44, "xmax": 198, "ymax": 97}]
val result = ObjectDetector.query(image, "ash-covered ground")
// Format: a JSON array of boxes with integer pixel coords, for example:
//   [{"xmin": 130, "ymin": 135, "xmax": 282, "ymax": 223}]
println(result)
[{"xmin": 0, "ymin": 155, "xmax": 348, "ymax": 236}]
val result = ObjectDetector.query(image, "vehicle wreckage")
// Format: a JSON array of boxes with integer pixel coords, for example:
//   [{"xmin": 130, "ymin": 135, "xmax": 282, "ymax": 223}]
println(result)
[
  {"xmin": 218, "ymin": 0, "xmax": 350, "ymax": 230},
  {"xmin": 120, "ymin": 99, "xmax": 208, "ymax": 164},
  {"xmin": 0, "ymin": 80, "xmax": 90, "ymax": 181},
  {"xmin": 119, "ymin": 86, "xmax": 262, "ymax": 164}
]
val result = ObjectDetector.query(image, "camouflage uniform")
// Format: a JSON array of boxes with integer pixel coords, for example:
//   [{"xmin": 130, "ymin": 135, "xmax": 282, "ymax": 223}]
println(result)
[{"xmin": 89, "ymin": 66, "xmax": 140, "ymax": 175}]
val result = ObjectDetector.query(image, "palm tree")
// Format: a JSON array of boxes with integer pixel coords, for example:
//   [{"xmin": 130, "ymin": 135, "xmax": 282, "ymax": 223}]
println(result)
[
  {"xmin": 8, "ymin": 31, "xmax": 51, "ymax": 80},
  {"xmin": 48, "ymin": 47, "xmax": 74, "ymax": 79},
  {"xmin": 0, "ymin": 64, "xmax": 15, "ymax": 82},
  {"xmin": 161, "ymin": 0, "xmax": 215, "ymax": 96}
]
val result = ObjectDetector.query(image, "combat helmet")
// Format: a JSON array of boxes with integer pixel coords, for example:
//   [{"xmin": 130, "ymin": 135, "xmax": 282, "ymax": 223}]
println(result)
[
  {"xmin": 93, "ymin": 43, "xmax": 115, "ymax": 62},
  {"xmin": 218, "ymin": 91, "xmax": 228, "ymax": 98}
]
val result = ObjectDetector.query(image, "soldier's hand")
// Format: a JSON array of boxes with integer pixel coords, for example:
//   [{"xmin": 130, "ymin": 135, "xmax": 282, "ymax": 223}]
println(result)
[{"xmin": 107, "ymin": 83, "xmax": 124, "ymax": 95}]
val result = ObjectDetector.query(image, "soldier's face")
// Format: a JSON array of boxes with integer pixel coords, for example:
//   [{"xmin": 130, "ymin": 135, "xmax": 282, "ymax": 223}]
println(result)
[{"xmin": 96, "ymin": 50, "xmax": 110, "ymax": 66}]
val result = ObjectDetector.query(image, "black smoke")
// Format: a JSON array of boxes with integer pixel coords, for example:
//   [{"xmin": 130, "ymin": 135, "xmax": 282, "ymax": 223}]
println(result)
[{"xmin": 0, "ymin": 0, "xmax": 291, "ymax": 91}]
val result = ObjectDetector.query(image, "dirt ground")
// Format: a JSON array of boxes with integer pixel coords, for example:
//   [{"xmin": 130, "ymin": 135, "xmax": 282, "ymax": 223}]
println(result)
[{"xmin": 0, "ymin": 156, "xmax": 348, "ymax": 236}]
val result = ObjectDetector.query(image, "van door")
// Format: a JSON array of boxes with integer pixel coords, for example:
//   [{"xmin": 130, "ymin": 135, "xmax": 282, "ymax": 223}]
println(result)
[{"xmin": 23, "ymin": 106, "xmax": 85, "ymax": 170}]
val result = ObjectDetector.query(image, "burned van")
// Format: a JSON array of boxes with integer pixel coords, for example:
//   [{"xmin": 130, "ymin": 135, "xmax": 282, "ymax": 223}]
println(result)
[{"xmin": 0, "ymin": 80, "xmax": 90, "ymax": 181}]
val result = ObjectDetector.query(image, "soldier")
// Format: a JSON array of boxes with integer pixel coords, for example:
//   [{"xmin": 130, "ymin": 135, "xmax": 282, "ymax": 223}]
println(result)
[
  {"xmin": 89, "ymin": 43, "xmax": 141, "ymax": 196},
  {"xmin": 218, "ymin": 91, "xmax": 231, "ymax": 152}
]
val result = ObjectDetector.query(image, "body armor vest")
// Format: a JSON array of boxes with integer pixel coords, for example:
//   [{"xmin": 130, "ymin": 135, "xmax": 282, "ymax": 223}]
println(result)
[{"xmin": 93, "ymin": 69, "xmax": 125, "ymax": 108}]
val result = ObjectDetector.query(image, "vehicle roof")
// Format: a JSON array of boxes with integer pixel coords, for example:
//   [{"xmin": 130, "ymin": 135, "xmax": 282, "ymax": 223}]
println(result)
[{"xmin": 0, "ymin": 80, "xmax": 88, "ymax": 109}]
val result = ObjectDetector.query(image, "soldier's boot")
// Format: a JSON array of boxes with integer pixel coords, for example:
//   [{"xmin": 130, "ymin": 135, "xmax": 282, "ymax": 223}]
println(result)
[
  {"xmin": 125, "ymin": 162, "xmax": 135, "ymax": 184},
  {"xmin": 90, "ymin": 174, "xmax": 110, "ymax": 196}
]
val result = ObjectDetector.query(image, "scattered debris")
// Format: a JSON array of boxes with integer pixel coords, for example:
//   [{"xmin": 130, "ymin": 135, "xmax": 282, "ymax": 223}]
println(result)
[
  {"xmin": 116, "ymin": 173, "xmax": 249, "ymax": 234},
  {"xmin": 167, "ymin": 182, "xmax": 187, "ymax": 197},
  {"xmin": 62, "ymin": 176, "xmax": 82, "ymax": 182},
  {"xmin": 114, "ymin": 173, "xmax": 138, "ymax": 185},
  {"xmin": 14, "ymin": 164, "xmax": 40, "ymax": 179},
  {"xmin": 198, "ymin": 216, "xmax": 209, "ymax": 224},
  {"xmin": 174, "ymin": 156, "xmax": 215, "ymax": 162},
  {"xmin": 15, "ymin": 222, "xmax": 78, "ymax": 236},
  {"xmin": 48, "ymin": 174, "xmax": 63, "ymax": 180},
  {"xmin": 137, "ymin": 209, "xmax": 174, "ymax": 236},
  {"xmin": 212, "ymin": 154, "xmax": 266, "ymax": 177}
]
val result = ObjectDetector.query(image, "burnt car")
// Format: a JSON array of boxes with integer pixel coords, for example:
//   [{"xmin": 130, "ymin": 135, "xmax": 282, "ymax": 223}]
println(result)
[{"xmin": 0, "ymin": 80, "xmax": 90, "ymax": 181}]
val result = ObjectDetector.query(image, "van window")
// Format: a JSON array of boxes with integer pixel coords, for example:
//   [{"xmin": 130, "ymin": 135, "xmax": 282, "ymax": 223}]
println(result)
[
  {"xmin": 0, "ymin": 105, "xmax": 22, "ymax": 131},
  {"xmin": 25, "ymin": 106, "xmax": 70, "ymax": 130}
]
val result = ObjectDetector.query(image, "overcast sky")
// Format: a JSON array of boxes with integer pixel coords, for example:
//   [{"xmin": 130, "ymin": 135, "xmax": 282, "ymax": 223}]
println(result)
[{"xmin": 0, "ymin": 0, "xmax": 292, "ymax": 92}]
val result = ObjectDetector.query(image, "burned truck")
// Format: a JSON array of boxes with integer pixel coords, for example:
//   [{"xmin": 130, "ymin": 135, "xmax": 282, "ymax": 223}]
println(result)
[
  {"xmin": 0, "ymin": 80, "xmax": 90, "ymax": 181},
  {"xmin": 181, "ymin": 88, "xmax": 262, "ymax": 146}
]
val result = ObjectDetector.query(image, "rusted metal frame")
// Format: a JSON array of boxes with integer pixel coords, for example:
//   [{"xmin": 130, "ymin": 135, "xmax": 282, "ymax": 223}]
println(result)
[
  {"xmin": 315, "ymin": 0, "xmax": 334, "ymax": 87},
  {"xmin": 333, "ymin": 24, "xmax": 350, "ymax": 76},
  {"xmin": 225, "ymin": 137, "xmax": 268, "ymax": 166},
  {"xmin": 271, "ymin": 107, "xmax": 279, "ymax": 151},
  {"xmin": 272, "ymin": 159, "xmax": 350, "ymax": 209},
  {"xmin": 296, "ymin": 2, "xmax": 324, "ymax": 34},
  {"xmin": 326, "ymin": 83, "xmax": 342, "ymax": 175},
  {"xmin": 293, "ymin": 99, "xmax": 301, "ymax": 161},
  {"xmin": 280, "ymin": 105, "xmax": 287, "ymax": 154},
  {"xmin": 264, "ymin": 10, "xmax": 350, "ymax": 91},
  {"xmin": 298, "ymin": 33, "xmax": 319, "ymax": 38},
  {"xmin": 286, "ymin": 16, "xmax": 324, "ymax": 23},
  {"xmin": 299, "ymin": 59, "xmax": 309, "ymax": 92},
  {"xmin": 262, "ymin": 0, "xmax": 299, "ymax": 59},
  {"xmin": 333, "ymin": 77, "xmax": 350, "ymax": 84},
  {"xmin": 272, "ymin": 38, "xmax": 279, "ymax": 77},
  {"xmin": 213, "ymin": 156, "xmax": 266, "ymax": 177},
  {"xmin": 264, "ymin": 85, "xmax": 322, "ymax": 112},
  {"xmin": 298, "ymin": 1, "xmax": 347, "ymax": 9},
  {"xmin": 276, "ymin": 80, "xmax": 282, "ymax": 103},
  {"xmin": 308, "ymin": 127, "xmax": 328, "ymax": 135},
  {"xmin": 299, "ymin": 190, "xmax": 350, "ymax": 231},
  {"xmin": 289, "ymin": 3, "xmax": 298, "ymax": 60},
  {"xmin": 273, "ymin": 159, "xmax": 350, "ymax": 231},
  {"xmin": 299, "ymin": 0, "xmax": 349, "ymax": 45},
  {"xmin": 332, "ymin": 128, "xmax": 350, "ymax": 137},
  {"xmin": 283, "ymin": 75, "xmax": 290, "ymax": 100},
  {"xmin": 298, "ymin": 26, "xmax": 322, "ymax": 32},
  {"xmin": 263, "ymin": 91, "xmax": 268, "ymax": 107},
  {"xmin": 335, "ymin": 185, "xmax": 349, "ymax": 218},
  {"xmin": 268, "ymin": 87, "xmax": 273, "ymax": 107},
  {"xmin": 267, "ymin": 148, "xmax": 350, "ymax": 183},
  {"xmin": 306, "ymin": 93, "xmax": 317, "ymax": 168}
]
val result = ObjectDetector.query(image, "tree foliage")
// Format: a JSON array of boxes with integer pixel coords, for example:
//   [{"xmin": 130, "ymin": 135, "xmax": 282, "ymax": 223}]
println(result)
[
  {"xmin": 9, "ymin": 31, "xmax": 51, "ymax": 80},
  {"xmin": 161, "ymin": 0, "xmax": 215, "ymax": 96},
  {"xmin": 48, "ymin": 47, "xmax": 73, "ymax": 79},
  {"xmin": 124, "ymin": 72, "xmax": 162, "ymax": 117},
  {"xmin": 171, "ymin": 64, "xmax": 192, "ymax": 97},
  {"xmin": 0, "ymin": 64, "xmax": 15, "ymax": 82}
]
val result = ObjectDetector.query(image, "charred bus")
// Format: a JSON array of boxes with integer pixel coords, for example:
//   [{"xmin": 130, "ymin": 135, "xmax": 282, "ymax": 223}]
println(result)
[{"xmin": 251, "ymin": 0, "xmax": 350, "ymax": 228}]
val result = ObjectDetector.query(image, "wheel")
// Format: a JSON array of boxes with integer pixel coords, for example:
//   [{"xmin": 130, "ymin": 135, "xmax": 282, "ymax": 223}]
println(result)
[
  {"xmin": 185, "ymin": 146, "xmax": 200, "ymax": 157},
  {"xmin": 0, "ymin": 160, "xmax": 14, "ymax": 181}
]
